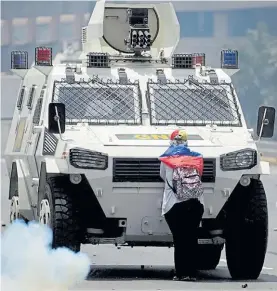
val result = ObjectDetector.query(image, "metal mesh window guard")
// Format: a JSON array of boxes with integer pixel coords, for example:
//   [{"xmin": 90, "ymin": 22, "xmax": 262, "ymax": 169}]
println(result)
[
  {"xmin": 147, "ymin": 78, "xmax": 241, "ymax": 126},
  {"xmin": 52, "ymin": 78, "xmax": 142, "ymax": 125}
]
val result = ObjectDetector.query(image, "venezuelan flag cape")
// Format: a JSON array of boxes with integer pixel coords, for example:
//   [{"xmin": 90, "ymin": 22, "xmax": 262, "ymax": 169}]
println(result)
[{"xmin": 159, "ymin": 145, "xmax": 204, "ymax": 175}]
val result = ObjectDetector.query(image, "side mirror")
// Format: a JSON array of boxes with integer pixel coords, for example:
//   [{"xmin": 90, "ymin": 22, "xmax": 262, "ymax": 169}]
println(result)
[
  {"xmin": 257, "ymin": 105, "xmax": 275, "ymax": 138},
  {"xmin": 48, "ymin": 103, "xmax": 65, "ymax": 134}
]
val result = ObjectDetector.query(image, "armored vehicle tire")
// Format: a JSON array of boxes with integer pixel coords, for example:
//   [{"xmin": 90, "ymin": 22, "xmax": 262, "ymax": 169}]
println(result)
[
  {"xmin": 225, "ymin": 179, "xmax": 268, "ymax": 280},
  {"xmin": 196, "ymin": 245, "xmax": 222, "ymax": 270},
  {"xmin": 39, "ymin": 176, "xmax": 81, "ymax": 252}
]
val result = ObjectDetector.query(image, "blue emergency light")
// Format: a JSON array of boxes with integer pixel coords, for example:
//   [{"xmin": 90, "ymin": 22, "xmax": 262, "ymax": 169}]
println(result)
[
  {"xmin": 221, "ymin": 49, "xmax": 238, "ymax": 69},
  {"xmin": 11, "ymin": 51, "xmax": 28, "ymax": 69}
]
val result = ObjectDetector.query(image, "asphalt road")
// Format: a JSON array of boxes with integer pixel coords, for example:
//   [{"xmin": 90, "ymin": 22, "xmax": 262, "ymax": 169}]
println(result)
[{"xmin": 1, "ymin": 161, "xmax": 277, "ymax": 290}]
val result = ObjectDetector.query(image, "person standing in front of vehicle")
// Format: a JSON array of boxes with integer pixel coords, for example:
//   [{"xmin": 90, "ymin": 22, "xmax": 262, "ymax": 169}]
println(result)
[{"xmin": 159, "ymin": 130, "xmax": 205, "ymax": 281}]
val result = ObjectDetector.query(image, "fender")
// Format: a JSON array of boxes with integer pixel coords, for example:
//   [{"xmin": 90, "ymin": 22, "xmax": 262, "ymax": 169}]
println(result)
[
  {"xmin": 9, "ymin": 160, "xmax": 34, "ymax": 220},
  {"xmin": 44, "ymin": 157, "xmax": 61, "ymax": 173},
  {"xmin": 259, "ymin": 161, "xmax": 270, "ymax": 175},
  {"xmin": 9, "ymin": 161, "xmax": 18, "ymax": 200},
  {"xmin": 37, "ymin": 161, "xmax": 47, "ymax": 217}
]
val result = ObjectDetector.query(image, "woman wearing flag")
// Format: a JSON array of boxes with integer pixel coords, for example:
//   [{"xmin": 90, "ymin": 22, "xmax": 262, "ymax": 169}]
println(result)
[{"xmin": 159, "ymin": 129, "xmax": 204, "ymax": 281}]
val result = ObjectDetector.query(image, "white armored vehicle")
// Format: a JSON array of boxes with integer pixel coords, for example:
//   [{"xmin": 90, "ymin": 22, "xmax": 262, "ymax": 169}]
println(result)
[{"xmin": 5, "ymin": 0, "xmax": 276, "ymax": 280}]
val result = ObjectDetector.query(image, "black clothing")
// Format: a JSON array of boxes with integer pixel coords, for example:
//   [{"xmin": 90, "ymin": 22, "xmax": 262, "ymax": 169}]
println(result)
[{"xmin": 164, "ymin": 198, "xmax": 204, "ymax": 278}]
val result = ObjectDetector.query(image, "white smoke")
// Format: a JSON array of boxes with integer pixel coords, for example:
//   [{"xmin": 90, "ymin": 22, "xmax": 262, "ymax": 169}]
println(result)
[{"xmin": 1, "ymin": 220, "xmax": 91, "ymax": 291}]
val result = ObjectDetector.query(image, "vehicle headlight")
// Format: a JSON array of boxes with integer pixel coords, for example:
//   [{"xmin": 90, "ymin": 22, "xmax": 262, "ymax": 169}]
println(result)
[
  {"xmin": 69, "ymin": 148, "xmax": 108, "ymax": 170},
  {"xmin": 220, "ymin": 148, "xmax": 257, "ymax": 171}
]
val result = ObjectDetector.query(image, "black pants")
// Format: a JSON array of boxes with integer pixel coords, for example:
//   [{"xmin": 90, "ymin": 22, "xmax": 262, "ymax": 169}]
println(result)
[{"xmin": 164, "ymin": 199, "xmax": 204, "ymax": 277}]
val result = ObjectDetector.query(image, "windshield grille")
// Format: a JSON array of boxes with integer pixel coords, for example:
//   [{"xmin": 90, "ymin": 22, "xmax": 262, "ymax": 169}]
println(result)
[
  {"xmin": 147, "ymin": 78, "xmax": 241, "ymax": 126},
  {"xmin": 52, "ymin": 77, "xmax": 142, "ymax": 125}
]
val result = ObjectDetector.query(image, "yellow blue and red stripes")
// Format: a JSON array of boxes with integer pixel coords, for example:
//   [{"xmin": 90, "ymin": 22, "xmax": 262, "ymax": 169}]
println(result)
[{"xmin": 159, "ymin": 145, "xmax": 204, "ymax": 175}]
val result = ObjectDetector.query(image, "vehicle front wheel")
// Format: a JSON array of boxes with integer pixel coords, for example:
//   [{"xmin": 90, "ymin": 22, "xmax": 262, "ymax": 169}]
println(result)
[
  {"xmin": 38, "ymin": 176, "xmax": 81, "ymax": 252},
  {"xmin": 225, "ymin": 179, "xmax": 268, "ymax": 280}
]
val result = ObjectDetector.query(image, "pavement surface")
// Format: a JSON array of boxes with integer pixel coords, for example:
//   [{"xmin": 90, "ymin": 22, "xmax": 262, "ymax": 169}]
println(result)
[{"xmin": 1, "ymin": 160, "xmax": 277, "ymax": 290}]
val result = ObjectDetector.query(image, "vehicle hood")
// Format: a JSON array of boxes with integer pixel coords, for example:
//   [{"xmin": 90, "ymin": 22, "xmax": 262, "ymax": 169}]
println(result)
[{"xmin": 62, "ymin": 125, "xmax": 256, "ymax": 149}]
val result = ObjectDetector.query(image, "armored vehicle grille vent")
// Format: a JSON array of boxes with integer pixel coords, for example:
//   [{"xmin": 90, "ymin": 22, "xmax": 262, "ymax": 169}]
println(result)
[
  {"xmin": 82, "ymin": 27, "xmax": 87, "ymax": 43},
  {"xmin": 17, "ymin": 86, "xmax": 26, "ymax": 110},
  {"xmin": 33, "ymin": 98, "xmax": 43, "ymax": 125},
  {"xmin": 40, "ymin": 87, "xmax": 46, "ymax": 98},
  {"xmin": 87, "ymin": 53, "xmax": 110, "ymax": 68},
  {"xmin": 113, "ymin": 158, "xmax": 216, "ymax": 183},
  {"xmin": 27, "ymin": 85, "xmax": 36, "ymax": 110},
  {"xmin": 43, "ymin": 129, "xmax": 58, "ymax": 155}
]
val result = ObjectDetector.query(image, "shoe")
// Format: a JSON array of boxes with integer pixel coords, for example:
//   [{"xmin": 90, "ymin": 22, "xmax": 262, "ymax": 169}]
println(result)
[{"xmin": 180, "ymin": 276, "xmax": 197, "ymax": 282}]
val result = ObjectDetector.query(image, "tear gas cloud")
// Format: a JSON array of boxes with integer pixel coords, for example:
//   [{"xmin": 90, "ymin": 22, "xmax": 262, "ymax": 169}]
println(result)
[{"xmin": 1, "ymin": 220, "xmax": 91, "ymax": 291}]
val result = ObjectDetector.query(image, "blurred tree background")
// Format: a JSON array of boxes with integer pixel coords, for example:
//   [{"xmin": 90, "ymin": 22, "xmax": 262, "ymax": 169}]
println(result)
[{"xmin": 231, "ymin": 22, "xmax": 277, "ymax": 140}]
